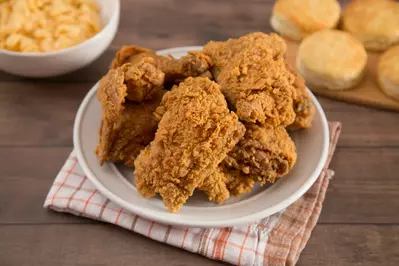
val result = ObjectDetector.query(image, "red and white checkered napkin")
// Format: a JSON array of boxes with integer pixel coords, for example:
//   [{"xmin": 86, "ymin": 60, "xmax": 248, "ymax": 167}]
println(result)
[{"xmin": 44, "ymin": 122, "xmax": 341, "ymax": 266}]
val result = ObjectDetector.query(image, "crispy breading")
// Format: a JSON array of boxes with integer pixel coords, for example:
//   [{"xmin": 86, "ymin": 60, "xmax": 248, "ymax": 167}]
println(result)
[
  {"xmin": 96, "ymin": 64, "xmax": 165, "ymax": 167},
  {"xmin": 204, "ymin": 32, "xmax": 297, "ymax": 126},
  {"xmin": 198, "ymin": 167, "xmax": 231, "ymax": 204},
  {"xmin": 134, "ymin": 77, "xmax": 245, "ymax": 212},
  {"xmin": 111, "ymin": 45, "xmax": 213, "ymax": 84},
  {"xmin": 96, "ymin": 66, "xmax": 127, "ymax": 121},
  {"xmin": 222, "ymin": 123, "xmax": 297, "ymax": 196},
  {"xmin": 96, "ymin": 93, "xmax": 164, "ymax": 167},
  {"xmin": 121, "ymin": 59, "xmax": 165, "ymax": 102},
  {"xmin": 110, "ymin": 45, "xmax": 156, "ymax": 69},
  {"xmin": 221, "ymin": 165, "xmax": 256, "ymax": 197},
  {"xmin": 285, "ymin": 62, "xmax": 315, "ymax": 130},
  {"xmin": 102, "ymin": 57, "xmax": 165, "ymax": 103}
]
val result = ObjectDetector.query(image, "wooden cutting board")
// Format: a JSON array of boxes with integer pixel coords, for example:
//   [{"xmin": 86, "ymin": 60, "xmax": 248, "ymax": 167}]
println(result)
[{"xmin": 285, "ymin": 39, "xmax": 399, "ymax": 112}]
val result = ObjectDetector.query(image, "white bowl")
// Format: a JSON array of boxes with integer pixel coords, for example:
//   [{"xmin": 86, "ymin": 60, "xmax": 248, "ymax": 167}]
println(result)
[
  {"xmin": 74, "ymin": 46, "xmax": 330, "ymax": 228},
  {"xmin": 0, "ymin": 0, "xmax": 120, "ymax": 78}
]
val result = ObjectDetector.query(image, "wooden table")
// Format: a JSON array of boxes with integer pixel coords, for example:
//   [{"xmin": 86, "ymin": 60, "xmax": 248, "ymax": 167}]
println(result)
[{"xmin": 1, "ymin": 1, "xmax": 399, "ymax": 265}]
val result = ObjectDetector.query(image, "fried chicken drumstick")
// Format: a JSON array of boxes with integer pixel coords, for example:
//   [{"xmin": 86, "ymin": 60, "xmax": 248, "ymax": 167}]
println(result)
[
  {"xmin": 134, "ymin": 77, "xmax": 245, "ymax": 212},
  {"xmin": 204, "ymin": 32, "xmax": 297, "ymax": 126}
]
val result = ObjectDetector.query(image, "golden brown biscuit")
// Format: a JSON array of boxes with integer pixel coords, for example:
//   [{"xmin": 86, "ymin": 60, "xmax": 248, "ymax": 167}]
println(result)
[
  {"xmin": 296, "ymin": 30, "xmax": 367, "ymax": 91},
  {"xmin": 342, "ymin": 0, "xmax": 399, "ymax": 51},
  {"xmin": 378, "ymin": 45, "xmax": 399, "ymax": 102},
  {"xmin": 271, "ymin": 0, "xmax": 341, "ymax": 41}
]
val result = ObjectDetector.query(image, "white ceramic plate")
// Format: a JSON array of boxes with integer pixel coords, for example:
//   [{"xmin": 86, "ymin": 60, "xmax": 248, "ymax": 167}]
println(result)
[{"xmin": 73, "ymin": 46, "xmax": 329, "ymax": 228}]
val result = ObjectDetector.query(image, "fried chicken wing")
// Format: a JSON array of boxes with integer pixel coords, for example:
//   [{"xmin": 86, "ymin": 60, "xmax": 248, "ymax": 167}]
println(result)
[
  {"xmin": 204, "ymin": 32, "xmax": 297, "ymax": 126},
  {"xmin": 222, "ymin": 123, "xmax": 297, "ymax": 196},
  {"xmin": 134, "ymin": 77, "xmax": 245, "ymax": 212},
  {"xmin": 111, "ymin": 45, "xmax": 213, "ymax": 84},
  {"xmin": 285, "ymin": 63, "xmax": 315, "ymax": 130},
  {"xmin": 96, "ymin": 64, "xmax": 165, "ymax": 167}
]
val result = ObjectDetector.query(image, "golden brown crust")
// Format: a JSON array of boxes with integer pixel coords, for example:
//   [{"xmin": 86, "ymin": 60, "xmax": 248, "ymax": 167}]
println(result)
[
  {"xmin": 342, "ymin": 0, "xmax": 399, "ymax": 51},
  {"xmin": 222, "ymin": 124, "xmax": 297, "ymax": 196},
  {"xmin": 198, "ymin": 167, "xmax": 231, "ymax": 204},
  {"xmin": 223, "ymin": 166, "xmax": 255, "ymax": 197},
  {"xmin": 103, "ymin": 57, "xmax": 165, "ymax": 104},
  {"xmin": 111, "ymin": 45, "xmax": 213, "ymax": 84},
  {"xmin": 96, "ymin": 88, "xmax": 165, "ymax": 167},
  {"xmin": 96, "ymin": 61, "xmax": 166, "ymax": 167},
  {"xmin": 121, "ymin": 59, "xmax": 165, "ymax": 102},
  {"xmin": 96, "ymin": 91, "xmax": 165, "ymax": 167},
  {"xmin": 378, "ymin": 45, "xmax": 399, "ymax": 101},
  {"xmin": 97, "ymin": 67, "xmax": 127, "ymax": 122},
  {"xmin": 285, "ymin": 62, "xmax": 315, "ymax": 130},
  {"xmin": 110, "ymin": 45, "xmax": 156, "ymax": 69},
  {"xmin": 272, "ymin": 0, "xmax": 341, "ymax": 40},
  {"xmin": 134, "ymin": 77, "xmax": 245, "ymax": 212},
  {"xmin": 204, "ymin": 32, "xmax": 297, "ymax": 126},
  {"xmin": 154, "ymin": 51, "xmax": 213, "ymax": 83},
  {"xmin": 297, "ymin": 30, "xmax": 367, "ymax": 90}
]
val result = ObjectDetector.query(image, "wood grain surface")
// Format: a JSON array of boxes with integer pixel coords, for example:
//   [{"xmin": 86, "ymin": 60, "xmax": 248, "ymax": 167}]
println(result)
[{"xmin": 1, "ymin": 0, "xmax": 399, "ymax": 265}]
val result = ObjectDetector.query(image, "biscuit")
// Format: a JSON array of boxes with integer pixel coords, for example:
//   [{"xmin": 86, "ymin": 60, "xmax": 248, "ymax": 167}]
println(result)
[
  {"xmin": 342, "ymin": 0, "xmax": 399, "ymax": 51},
  {"xmin": 270, "ymin": 0, "xmax": 341, "ymax": 41},
  {"xmin": 378, "ymin": 45, "xmax": 399, "ymax": 102},
  {"xmin": 296, "ymin": 30, "xmax": 367, "ymax": 91}
]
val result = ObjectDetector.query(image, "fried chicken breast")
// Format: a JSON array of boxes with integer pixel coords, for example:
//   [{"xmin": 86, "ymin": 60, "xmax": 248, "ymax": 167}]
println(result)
[{"xmin": 134, "ymin": 77, "xmax": 245, "ymax": 212}]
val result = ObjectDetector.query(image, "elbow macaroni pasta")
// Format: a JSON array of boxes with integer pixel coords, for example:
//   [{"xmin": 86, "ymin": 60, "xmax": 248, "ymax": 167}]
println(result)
[{"xmin": 0, "ymin": 0, "xmax": 102, "ymax": 52}]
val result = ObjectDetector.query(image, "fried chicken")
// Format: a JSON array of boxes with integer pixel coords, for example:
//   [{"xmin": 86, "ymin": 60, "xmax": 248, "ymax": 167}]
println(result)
[
  {"xmin": 285, "ymin": 63, "xmax": 315, "ymax": 130},
  {"xmin": 222, "ymin": 123, "xmax": 297, "ymax": 196},
  {"xmin": 95, "ymin": 64, "xmax": 165, "ymax": 167},
  {"xmin": 96, "ymin": 97, "xmax": 163, "ymax": 167},
  {"xmin": 134, "ymin": 77, "xmax": 245, "ymax": 212},
  {"xmin": 96, "ymin": 67, "xmax": 126, "ymax": 115},
  {"xmin": 204, "ymin": 32, "xmax": 297, "ymax": 126},
  {"xmin": 121, "ymin": 59, "xmax": 165, "ymax": 102},
  {"xmin": 198, "ymin": 167, "xmax": 231, "ymax": 204},
  {"xmin": 111, "ymin": 45, "xmax": 213, "ymax": 84},
  {"xmin": 201, "ymin": 165, "xmax": 255, "ymax": 200},
  {"xmin": 156, "ymin": 51, "xmax": 213, "ymax": 83},
  {"xmin": 102, "ymin": 55, "xmax": 165, "ymax": 103},
  {"xmin": 110, "ymin": 45, "xmax": 156, "ymax": 69}
]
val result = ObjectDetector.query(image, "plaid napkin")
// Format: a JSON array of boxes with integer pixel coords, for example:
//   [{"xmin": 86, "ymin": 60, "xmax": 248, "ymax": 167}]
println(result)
[{"xmin": 44, "ymin": 122, "xmax": 341, "ymax": 266}]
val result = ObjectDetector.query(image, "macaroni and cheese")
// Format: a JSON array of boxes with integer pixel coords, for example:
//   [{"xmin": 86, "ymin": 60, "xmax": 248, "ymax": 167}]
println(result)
[{"xmin": 0, "ymin": 0, "xmax": 102, "ymax": 52}]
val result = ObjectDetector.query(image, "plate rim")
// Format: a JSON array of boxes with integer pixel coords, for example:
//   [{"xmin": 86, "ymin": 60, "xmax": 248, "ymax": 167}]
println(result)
[{"xmin": 73, "ymin": 46, "xmax": 330, "ymax": 228}]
